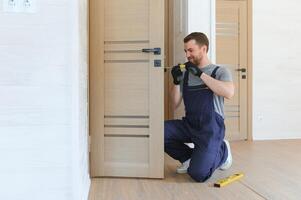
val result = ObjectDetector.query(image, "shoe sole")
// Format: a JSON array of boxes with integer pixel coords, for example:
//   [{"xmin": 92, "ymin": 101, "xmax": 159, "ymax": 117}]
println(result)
[
  {"xmin": 176, "ymin": 169, "xmax": 188, "ymax": 174},
  {"xmin": 220, "ymin": 140, "xmax": 232, "ymax": 170}
]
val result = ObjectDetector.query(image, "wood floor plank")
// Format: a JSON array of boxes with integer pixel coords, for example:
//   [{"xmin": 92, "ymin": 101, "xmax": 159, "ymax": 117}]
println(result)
[
  {"xmin": 89, "ymin": 140, "xmax": 301, "ymax": 200},
  {"xmin": 230, "ymin": 140, "xmax": 301, "ymax": 200}
]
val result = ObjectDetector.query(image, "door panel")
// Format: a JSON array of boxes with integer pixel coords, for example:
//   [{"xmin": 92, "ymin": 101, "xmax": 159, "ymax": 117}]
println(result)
[
  {"xmin": 216, "ymin": 1, "xmax": 248, "ymax": 140},
  {"xmin": 90, "ymin": 0, "xmax": 164, "ymax": 178},
  {"xmin": 104, "ymin": 0, "xmax": 149, "ymax": 41},
  {"xmin": 104, "ymin": 62, "xmax": 149, "ymax": 115},
  {"xmin": 103, "ymin": 136, "xmax": 149, "ymax": 177}
]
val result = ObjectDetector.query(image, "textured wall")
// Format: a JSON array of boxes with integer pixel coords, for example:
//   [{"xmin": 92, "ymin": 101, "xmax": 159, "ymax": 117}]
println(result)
[{"xmin": 0, "ymin": 0, "xmax": 89, "ymax": 199}]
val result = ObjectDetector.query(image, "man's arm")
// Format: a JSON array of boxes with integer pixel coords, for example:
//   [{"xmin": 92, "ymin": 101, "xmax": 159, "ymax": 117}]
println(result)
[
  {"xmin": 170, "ymin": 85, "xmax": 183, "ymax": 110},
  {"xmin": 185, "ymin": 62, "xmax": 234, "ymax": 99},
  {"xmin": 200, "ymin": 73, "xmax": 235, "ymax": 99}
]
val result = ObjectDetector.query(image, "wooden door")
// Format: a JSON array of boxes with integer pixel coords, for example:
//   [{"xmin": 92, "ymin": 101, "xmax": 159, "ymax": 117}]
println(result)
[
  {"xmin": 216, "ymin": 1, "xmax": 248, "ymax": 140},
  {"xmin": 90, "ymin": 0, "xmax": 164, "ymax": 178}
]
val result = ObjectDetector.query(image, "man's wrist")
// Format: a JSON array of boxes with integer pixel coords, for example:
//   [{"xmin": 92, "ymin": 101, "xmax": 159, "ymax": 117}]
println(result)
[{"xmin": 199, "ymin": 71, "xmax": 204, "ymax": 78}]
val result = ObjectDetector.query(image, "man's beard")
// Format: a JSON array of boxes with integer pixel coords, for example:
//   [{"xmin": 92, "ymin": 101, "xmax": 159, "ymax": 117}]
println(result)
[{"xmin": 189, "ymin": 57, "xmax": 200, "ymax": 66}]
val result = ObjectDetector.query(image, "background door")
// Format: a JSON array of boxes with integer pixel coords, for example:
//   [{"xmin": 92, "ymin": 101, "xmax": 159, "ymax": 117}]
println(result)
[
  {"xmin": 216, "ymin": 0, "xmax": 248, "ymax": 140},
  {"xmin": 90, "ymin": 0, "xmax": 165, "ymax": 178}
]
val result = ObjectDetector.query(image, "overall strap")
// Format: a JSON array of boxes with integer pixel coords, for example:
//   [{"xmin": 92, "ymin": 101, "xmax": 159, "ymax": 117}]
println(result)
[
  {"xmin": 184, "ymin": 70, "xmax": 208, "ymax": 89},
  {"xmin": 211, "ymin": 66, "xmax": 220, "ymax": 79},
  {"xmin": 183, "ymin": 70, "xmax": 189, "ymax": 86}
]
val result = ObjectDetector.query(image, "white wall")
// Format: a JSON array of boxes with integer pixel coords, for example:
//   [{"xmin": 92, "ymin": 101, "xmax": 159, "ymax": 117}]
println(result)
[
  {"xmin": 253, "ymin": 0, "xmax": 301, "ymax": 140},
  {"xmin": 187, "ymin": 0, "xmax": 215, "ymax": 62},
  {"xmin": 0, "ymin": 0, "xmax": 90, "ymax": 199}
]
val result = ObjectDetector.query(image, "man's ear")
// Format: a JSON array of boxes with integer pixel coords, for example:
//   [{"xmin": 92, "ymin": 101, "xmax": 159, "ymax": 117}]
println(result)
[{"xmin": 202, "ymin": 45, "xmax": 207, "ymax": 53}]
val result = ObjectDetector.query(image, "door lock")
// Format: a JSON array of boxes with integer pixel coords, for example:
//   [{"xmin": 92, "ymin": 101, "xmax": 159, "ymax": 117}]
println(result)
[{"xmin": 154, "ymin": 60, "xmax": 161, "ymax": 67}]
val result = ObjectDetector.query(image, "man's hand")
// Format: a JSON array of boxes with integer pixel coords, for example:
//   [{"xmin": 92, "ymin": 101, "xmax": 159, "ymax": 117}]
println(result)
[
  {"xmin": 185, "ymin": 62, "xmax": 203, "ymax": 77},
  {"xmin": 171, "ymin": 65, "xmax": 183, "ymax": 85}
]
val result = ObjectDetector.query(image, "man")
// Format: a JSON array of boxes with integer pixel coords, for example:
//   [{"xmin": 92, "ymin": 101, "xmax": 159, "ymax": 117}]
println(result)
[{"xmin": 164, "ymin": 32, "xmax": 234, "ymax": 182}]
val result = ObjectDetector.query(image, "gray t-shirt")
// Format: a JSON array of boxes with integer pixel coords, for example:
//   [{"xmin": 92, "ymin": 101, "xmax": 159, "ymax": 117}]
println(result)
[{"xmin": 180, "ymin": 64, "xmax": 232, "ymax": 118}]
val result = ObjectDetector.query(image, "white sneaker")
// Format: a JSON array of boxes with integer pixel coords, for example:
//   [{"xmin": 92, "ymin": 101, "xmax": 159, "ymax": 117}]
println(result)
[
  {"xmin": 176, "ymin": 159, "xmax": 190, "ymax": 174},
  {"xmin": 219, "ymin": 140, "xmax": 232, "ymax": 170}
]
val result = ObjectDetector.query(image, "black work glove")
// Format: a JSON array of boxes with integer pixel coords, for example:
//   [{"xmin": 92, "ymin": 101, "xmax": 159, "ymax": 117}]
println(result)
[
  {"xmin": 171, "ymin": 65, "xmax": 183, "ymax": 85},
  {"xmin": 185, "ymin": 61, "xmax": 203, "ymax": 77}
]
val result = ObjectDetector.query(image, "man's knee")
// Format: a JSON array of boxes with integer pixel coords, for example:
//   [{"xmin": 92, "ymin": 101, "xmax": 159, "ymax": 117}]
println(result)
[
  {"xmin": 187, "ymin": 167, "xmax": 212, "ymax": 182},
  {"xmin": 187, "ymin": 153, "xmax": 215, "ymax": 182}
]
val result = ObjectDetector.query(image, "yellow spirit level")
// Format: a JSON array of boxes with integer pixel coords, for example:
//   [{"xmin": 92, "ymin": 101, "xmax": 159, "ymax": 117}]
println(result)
[{"xmin": 214, "ymin": 173, "xmax": 244, "ymax": 187}]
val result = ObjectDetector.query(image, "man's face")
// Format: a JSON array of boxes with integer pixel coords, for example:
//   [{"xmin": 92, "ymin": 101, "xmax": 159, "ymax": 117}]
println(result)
[{"xmin": 184, "ymin": 39, "xmax": 207, "ymax": 66}]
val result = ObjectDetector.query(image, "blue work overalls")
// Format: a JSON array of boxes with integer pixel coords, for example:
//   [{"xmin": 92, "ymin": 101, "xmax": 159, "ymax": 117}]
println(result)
[{"xmin": 164, "ymin": 66, "xmax": 228, "ymax": 182}]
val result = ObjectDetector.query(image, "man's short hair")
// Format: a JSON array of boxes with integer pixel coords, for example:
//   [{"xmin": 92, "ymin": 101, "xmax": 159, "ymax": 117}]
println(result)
[{"xmin": 183, "ymin": 32, "xmax": 209, "ymax": 53}]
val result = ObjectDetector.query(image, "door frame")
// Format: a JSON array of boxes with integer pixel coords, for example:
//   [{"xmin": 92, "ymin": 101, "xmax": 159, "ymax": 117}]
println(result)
[
  {"xmin": 89, "ymin": 0, "xmax": 105, "ymax": 176},
  {"xmin": 247, "ymin": 0, "xmax": 253, "ymax": 141}
]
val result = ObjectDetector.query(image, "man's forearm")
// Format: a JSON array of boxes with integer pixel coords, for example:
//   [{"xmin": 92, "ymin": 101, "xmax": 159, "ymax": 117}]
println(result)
[
  {"xmin": 170, "ymin": 85, "xmax": 182, "ymax": 110},
  {"xmin": 200, "ymin": 73, "xmax": 235, "ymax": 99}
]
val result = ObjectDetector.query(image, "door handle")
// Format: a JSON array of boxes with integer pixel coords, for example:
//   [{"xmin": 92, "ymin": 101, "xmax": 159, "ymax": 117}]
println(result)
[
  {"xmin": 236, "ymin": 68, "xmax": 246, "ymax": 72},
  {"xmin": 142, "ymin": 48, "xmax": 161, "ymax": 55}
]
